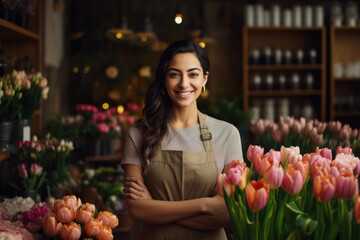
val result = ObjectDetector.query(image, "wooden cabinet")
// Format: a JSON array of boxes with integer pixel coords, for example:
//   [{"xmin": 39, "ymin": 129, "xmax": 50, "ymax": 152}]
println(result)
[
  {"xmin": 243, "ymin": 26, "xmax": 326, "ymax": 122},
  {"xmin": 330, "ymin": 26, "xmax": 360, "ymax": 128},
  {"xmin": 0, "ymin": 3, "xmax": 42, "ymax": 161}
]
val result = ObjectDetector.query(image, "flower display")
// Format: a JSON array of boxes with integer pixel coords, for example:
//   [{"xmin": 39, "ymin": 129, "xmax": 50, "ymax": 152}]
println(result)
[
  {"xmin": 42, "ymin": 195, "xmax": 119, "ymax": 240},
  {"xmin": 0, "ymin": 74, "xmax": 23, "ymax": 122},
  {"xmin": 219, "ymin": 145, "xmax": 360, "ymax": 240}
]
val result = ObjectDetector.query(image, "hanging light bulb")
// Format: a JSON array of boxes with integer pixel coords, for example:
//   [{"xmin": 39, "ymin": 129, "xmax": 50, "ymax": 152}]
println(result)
[
  {"xmin": 132, "ymin": 17, "xmax": 158, "ymax": 47},
  {"xmin": 174, "ymin": 8, "xmax": 183, "ymax": 24},
  {"xmin": 106, "ymin": 1, "xmax": 134, "ymax": 42}
]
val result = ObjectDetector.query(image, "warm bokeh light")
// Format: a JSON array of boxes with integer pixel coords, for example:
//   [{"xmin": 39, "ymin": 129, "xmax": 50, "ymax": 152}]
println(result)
[
  {"xmin": 73, "ymin": 67, "xmax": 79, "ymax": 73},
  {"xmin": 175, "ymin": 13, "xmax": 183, "ymax": 24},
  {"xmin": 116, "ymin": 32, "xmax": 123, "ymax": 39},
  {"xmin": 141, "ymin": 36, "xmax": 148, "ymax": 42},
  {"xmin": 198, "ymin": 42, "xmax": 206, "ymax": 48},
  {"xmin": 102, "ymin": 103, "xmax": 109, "ymax": 110},
  {"xmin": 94, "ymin": 81, "xmax": 100, "ymax": 87},
  {"xmin": 117, "ymin": 105, "xmax": 124, "ymax": 114},
  {"xmin": 83, "ymin": 65, "xmax": 90, "ymax": 74}
]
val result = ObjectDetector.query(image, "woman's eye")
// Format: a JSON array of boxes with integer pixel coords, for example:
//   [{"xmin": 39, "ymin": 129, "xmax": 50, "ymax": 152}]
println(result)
[
  {"xmin": 169, "ymin": 73, "xmax": 179, "ymax": 78},
  {"xmin": 189, "ymin": 73, "xmax": 199, "ymax": 77}
]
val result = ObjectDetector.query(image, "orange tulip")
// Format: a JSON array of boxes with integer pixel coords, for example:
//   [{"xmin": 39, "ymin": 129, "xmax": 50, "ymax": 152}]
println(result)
[
  {"xmin": 335, "ymin": 172, "xmax": 358, "ymax": 200},
  {"xmin": 294, "ymin": 160, "xmax": 309, "ymax": 184},
  {"xmin": 280, "ymin": 146, "xmax": 301, "ymax": 165},
  {"xmin": 97, "ymin": 211, "xmax": 119, "ymax": 229},
  {"xmin": 282, "ymin": 164, "xmax": 304, "ymax": 195},
  {"xmin": 264, "ymin": 162, "xmax": 284, "ymax": 189},
  {"xmin": 217, "ymin": 173, "xmax": 232, "ymax": 197},
  {"xmin": 60, "ymin": 221, "xmax": 81, "ymax": 240},
  {"xmin": 85, "ymin": 218, "xmax": 103, "ymax": 237},
  {"xmin": 245, "ymin": 179, "xmax": 270, "ymax": 211},
  {"xmin": 76, "ymin": 203, "xmax": 95, "ymax": 224},
  {"xmin": 42, "ymin": 213, "xmax": 62, "ymax": 236},
  {"xmin": 56, "ymin": 203, "xmax": 76, "ymax": 223},
  {"xmin": 310, "ymin": 162, "xmax": 331, "ymax": 183},
  {"xmin": 313, "ymin": 175, "xmax": 336, "ymax": 202},
  {"xmin": 97, "ymin": 226, "xmax": 114, "ymax": 240},
  {"xmin": 354, "ymin": 195, "xmax": 360, "ymax": 224},
  {"xmin": 63, "ymin": 195, "xmax": 81, "ymax": 211}
]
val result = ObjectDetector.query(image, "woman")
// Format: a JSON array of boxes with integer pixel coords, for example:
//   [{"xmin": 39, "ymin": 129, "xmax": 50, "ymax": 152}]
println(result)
[{"xmin": 121, "ymin": 40, "xmax": 243, "ymax": 239}]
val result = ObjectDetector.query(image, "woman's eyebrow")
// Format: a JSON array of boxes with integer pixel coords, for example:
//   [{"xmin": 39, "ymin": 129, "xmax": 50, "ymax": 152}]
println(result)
[{"xmin": 167, "ymin": 67, "xmax": 201, "ymax": 72}]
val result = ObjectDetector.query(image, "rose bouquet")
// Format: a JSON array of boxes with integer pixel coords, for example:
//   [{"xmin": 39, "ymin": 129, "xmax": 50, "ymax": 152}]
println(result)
[
  {"xmin": 219, "ymin": 145, "xmax": 360, "ymax": 240},
  {"xmin": 42, "ymin": 195, "xmax": 119, "ymax": 240}
]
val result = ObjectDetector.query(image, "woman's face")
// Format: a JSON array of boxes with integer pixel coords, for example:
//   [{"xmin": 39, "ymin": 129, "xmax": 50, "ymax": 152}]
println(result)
[{"xmin": 164, "ymin": 52, "xmax": 208, "ymax": 110}]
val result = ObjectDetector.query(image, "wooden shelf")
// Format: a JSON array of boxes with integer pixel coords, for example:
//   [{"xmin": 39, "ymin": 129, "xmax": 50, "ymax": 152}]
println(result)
[
  {"xmin": 245, "ymin": 26, "xmax": 325, "ymax": 31},
  {"xmin": 248, "ymin": 90, "xmax": 322, "ymax": 97},
  {"xmin": 0, "ymin": 19, "xmax": 40, "ymax": 40},
  {"xmin": 85, "ymin": 152, "xmax": 122, "ymax": 165},
  {"xmin": 334, "ymin": 77, "xmax": 360, "ymax": 81},
  {"xmin": 332, "ymin": 26, "xmax": 360, "ymax": 31},
  {"xmin": 334, "ymin": 111, "xmax": 360, "ymax": 117},
  {"xmin": 0, "ymin": 150, "xmax": 10, "ymax": 162},
  {"xmin": 248, "ymin": 64, "xmax": 323, "ymax": 70}
]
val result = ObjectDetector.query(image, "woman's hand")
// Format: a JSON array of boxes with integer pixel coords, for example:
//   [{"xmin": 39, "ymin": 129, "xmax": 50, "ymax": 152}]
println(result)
[{"xmin": 123, "ymin": 177, "xmax": 153, "ymax": 200}]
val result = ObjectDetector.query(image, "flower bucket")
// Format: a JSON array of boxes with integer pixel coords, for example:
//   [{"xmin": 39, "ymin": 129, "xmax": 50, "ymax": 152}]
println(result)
[
  {"xmin": 10, "ymin": 119, "xmax": 30, "ymax": 145},
  {"xmin": 0, "ymin": 121, "xmax": 13, "ymax": 151},
  {"xmin": 21, "ymin": 189, "xmax": 37, "ymax": 202}
]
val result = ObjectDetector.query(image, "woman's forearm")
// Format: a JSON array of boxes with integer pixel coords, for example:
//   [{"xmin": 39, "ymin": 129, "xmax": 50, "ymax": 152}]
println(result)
[{"xmin": 125, "ymin": 197, "xmax": 210, "ymax": 224}]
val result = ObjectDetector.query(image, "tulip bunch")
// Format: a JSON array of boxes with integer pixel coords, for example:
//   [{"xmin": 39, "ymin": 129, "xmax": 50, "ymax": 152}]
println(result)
[
  {"xmin": 219, "ymin": 145, "xmax": 360, "ymax": 240},
  {"xmin": 42, "ymin": 195, "xmax": 119, "ymax": 240},
  {"xmin": 0, "ymin": 74, "xmax": 23, "ymax": 122},
  {"xmin": 250, "ymin": 116, "xmax": 360, "ymax": 158}
]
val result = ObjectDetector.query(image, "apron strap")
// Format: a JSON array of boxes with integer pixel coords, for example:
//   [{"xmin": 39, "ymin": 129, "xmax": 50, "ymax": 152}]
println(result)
[{"xmin": 198, "ymin": 111, "xmax": 214, "ymax": 152}]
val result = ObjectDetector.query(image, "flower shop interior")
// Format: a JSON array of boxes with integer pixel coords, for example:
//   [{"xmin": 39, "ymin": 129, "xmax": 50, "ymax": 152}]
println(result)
[{"xmin": 1, "ymin": 0, "xmax": 360, "ymax": 239}]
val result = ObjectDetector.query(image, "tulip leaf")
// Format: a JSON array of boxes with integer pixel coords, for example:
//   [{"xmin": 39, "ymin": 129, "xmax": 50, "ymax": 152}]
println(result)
[
  {"xmin": 286, "ymin": 201, "xmax": 306, "ymax": 215},
  {"xmin": 295, "ymin": 214, "xmax": 318, "ymax": 237},
  {"xmin": 286, "ymin": 231, "xmax": 301, "ymax": 240}
]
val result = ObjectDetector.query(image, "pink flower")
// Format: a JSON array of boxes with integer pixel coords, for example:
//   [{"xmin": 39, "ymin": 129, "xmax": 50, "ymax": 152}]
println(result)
[
  {"xmin": 309, "ymin": 154, "xmax": 331, "ymax": 169},
  {"xmin": 126, "ymin": 116, "xmax": 135, "ymax": 124},
  {"xmin": 60, "ymin": 221, "xmax": 81, "ymax": 240},
  {"xmin": 313, "ymin": 175, "xmax": 336, "ymax": 202},
  {"xmin": 217, "ymin": 173, "xmax": 231, "ymax": 197},
  {"xmin": 42, "ymin": 213, "xmax": 62, "ymax": 237},
  {"xmin": 282, "ymin": 164, "xmax": 304, "ymax": 195},
  {"xmin": 264, "ymin": 163, "xmax": 284, "ymax": 189},
  {"xmin": 42, "ymin": 86, "xmax": 49, "ymax": 99},
  {"xmin": 247, "ymin": 145, "xmax": 264, "ymax": 163},
  {"xmin": 85, "ymin": 218, "xmax": 103, "ymax": 237},
  {"xmin": 225, "ymin": 165, "xmax": 243, "ymax": 185},
  {"xmin": 75, "ymin": 203, "xmax": 95, "ymax": 224},
  {"xmin": 334, "ymin": 153, "xmax": 359, "ymax": 171},
  {"xmin": 96, "ymin": 211, "xmax": 119, "ymax": 229},
  {"xmin": 335, "ymin": 172, "xmax": 358, "ymax": 200},
  {"xmin": 265, "ymin": 149, "xmax": 281, "ymax": 166},
  {"xmin": 126, "ymin": 103, "xmax": 140, "ymax": 112},
  {"xmin": 30, "ymin": 164, "xmax": 42, "ymax": 177},
  {"xmin": 291, "ymin": 120, "xmax": 302, "ymax": 134},
  {"xmin": 109, "ymin": 122, "xmax": 117, "ymax": 129},
  {"xmin": 315, "ymin": 147, "xmax": 332, "ymax": 160},
  {"xmin": 40, "ymin": 77, "xmax": 48, "ymax": 87},
  {"xmin": 18, "ymin": 164, "xmax": 28, "ymax": 179},
  {"xmin": 55, "ymin": 204, "xmax": 75, "ymax": 223},
  {"xmin": 245, "ymin": 179, "xmax": 270, "ymax": 212},
  {"xmin": 336, "ymin": 146, "xmax": 353, "ymax": 156},
  {"xmin": 97, "ymin": 123, "xmax": 110, "ymax": 134},
  {"xmin": 310, "ymin": 163, "xmax": 331, "ymax": 184},
  {"xmin": 97, "ymin": 226, "xmax": 114, "ymax": 240},
  {"xmin": 250, "ymin": 119, "xmax": 265, "ymax": 135},
  {"xmin": 271, "ymin": 129, "xmax": 282, "ymax": 143},
  {"xmin": 280, "ymin": 146, "xmax": 301, "ymax": 165}
]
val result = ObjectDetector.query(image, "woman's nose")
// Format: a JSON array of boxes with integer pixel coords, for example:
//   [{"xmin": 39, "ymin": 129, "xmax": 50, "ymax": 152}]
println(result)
[{"xmin": 178, "ymin": 75, "xmax": 189, "ymax": 88}]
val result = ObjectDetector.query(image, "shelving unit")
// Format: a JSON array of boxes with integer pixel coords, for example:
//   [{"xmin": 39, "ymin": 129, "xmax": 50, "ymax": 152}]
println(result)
[
  {"xmin": 243, "ymin": 26, "xmax": 326, "ymax": 121},
  {"xmin": 330, "ymin": 26, "xmax": 360, "ymax": 128}
]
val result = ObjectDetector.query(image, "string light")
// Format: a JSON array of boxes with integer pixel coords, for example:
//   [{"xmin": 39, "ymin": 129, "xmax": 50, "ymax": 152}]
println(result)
[
  {"xmin": 175, "ymin": 13, "xmax": 183, "ymax": 24},
  {"xmin": 102, "ymin": 103, "xmax": 110, "ymax": 110},
  {"xmin": 116, "ymin": 32, "xmax": 123, "ymax": 39},
  {"xmin": 198, "ymin": 42, "xmax": 206, "ymax": 48},
  {"xmin": 117, "ymin": 105, "xmax": 124, "ymax": 114},
  {"xmin": 83, "ymin": 65, "xmax": 90, "ymax": 74},
  {"xmin": 73, "ymin": 67, "xmax": 79, "ymax": 73}
]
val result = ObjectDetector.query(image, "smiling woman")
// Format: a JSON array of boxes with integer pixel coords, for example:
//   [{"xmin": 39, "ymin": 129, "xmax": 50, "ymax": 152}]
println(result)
[{"xmin": 120, "ymin": 40, "xmax": 244, "ymax": 239}]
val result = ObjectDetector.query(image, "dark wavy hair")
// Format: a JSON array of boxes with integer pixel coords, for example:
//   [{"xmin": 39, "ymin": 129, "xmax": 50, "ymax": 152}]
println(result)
[{"xmin": 136, "ymin": 40, "xmax": 210, "ymax": 170}]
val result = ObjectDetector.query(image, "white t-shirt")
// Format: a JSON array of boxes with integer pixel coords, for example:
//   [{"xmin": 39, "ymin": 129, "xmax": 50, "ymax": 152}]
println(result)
[{"xmin": 121, "ymin": 115, "xmax": 244, "ymax": 174}]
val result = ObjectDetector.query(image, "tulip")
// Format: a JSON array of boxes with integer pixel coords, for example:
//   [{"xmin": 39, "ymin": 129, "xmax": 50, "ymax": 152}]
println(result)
[
  {"xmin": 63, "ymin": 195, "xmax": 81, "ymax": 211},
  {"xmin": 253, "ymin": 154, "xmax": 271, "ymax": 176},
  {"xmin": 42, "ymin": 213, "xmax": 62, "ymax": 236},
  {"xmin": 97, "ymin": 211, "xmax": 119, "ymax": 229},
  {"xmin": 60, "ymin": 222, "xmax": 81, "ymax": 240},
  {"xmin": 217, "ymin": 173, "xmax": 231, "ymax": 197},
  {"xmin": 282, "ymin": 164, "xmax": 304, "ymax": 195},
  {"xmin": 264, "ymin": 163, "xmax": 284, "ymax": 189},
  {"xmin": 251, "ymin": 119, "xmax": 265, "ymax": 135},
  {"xmin": 315, "ymin": 147, "xmax": 332, "ymax": 160},
  {"xmin": 335, "ymin": 172, "xmax": 358, "ymax": 200},
  {"xmin": 291, "ymin": 120, "xmax": 302, "ymax": 134},
  {"xmin": 271, "ymin": 129, "xmax": 282, "ymax": 143},
  {"xmin": 30, "ymin": 163, "xmax": 43, "ymax": 177},
  {"xmin": 334, "ymin": 153, "xmax": 359, "ymax": 171},
  {"xmin": 85, "ymin": 218, "xmax": 103, "ymax": 237},
  {"xmin": 336, "ymin": 146, "xmax": 353, "ymax": 156},
  {"xmin": 265, "ymin": 149, "xmax": 281, "ymax": 166},
  {"xmin": 354, "ymin": 159, "xmax": 360, "ymax": 176},
  {"xmin": 226, "ymin": 165, "xmax": 244, "ymax": 185},
  {"xmin": 76, "ymin": 203, "xmax": 95, "ymax": 224},
  {"xmin": 245, "ymin": 179, "xmax": 270, "ymax": 212},
  {"xmin": 313, "ymin": 175, "xmax": 336, "ymax": 202},
  {"xmin": 280, "ymin": 122, "xmax": 289, "ymax": 136},
  {"xmin": 354, "ymin": 196, "xmax": 360, "ymax": 224},
  {"xmin": 97, "ymin": 226, "xmax": 114, "ymax": 240},
  {"xmin": 309, "ymin": 154, "xmax": 331, "ymax": 169},
  {"xmin": 310, "ymin": 163, "xmax": 331, "ymax": 184},
  {"xmin": 17, "ymin": 163, "xmax": 28, "ymax": 179},
  {"xmin": 247, "ymin": 145, "xmax": 264, "ymax": 163},
  {"xmin": 280, "ymin": 146, "xmax": 301, "ymax": 165},
  {"xmin": 294, "ymin": 160, "xmax": 309, "ymax": 184}
]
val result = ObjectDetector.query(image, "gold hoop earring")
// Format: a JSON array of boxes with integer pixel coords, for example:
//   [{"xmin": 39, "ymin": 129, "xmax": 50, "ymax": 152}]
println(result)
[
  {"xmin": 162, "ymin": 87, "xmax": 166, "ymax": 95},
  {"xmin": 202, "ymin": 85, "xmax": 206, "ymax": 93}
]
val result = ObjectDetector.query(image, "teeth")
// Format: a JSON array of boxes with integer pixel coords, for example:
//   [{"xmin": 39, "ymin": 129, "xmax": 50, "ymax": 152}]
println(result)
[{"xmin": 178, "ymin": 91, "xmax": 192, "ymax": 96}]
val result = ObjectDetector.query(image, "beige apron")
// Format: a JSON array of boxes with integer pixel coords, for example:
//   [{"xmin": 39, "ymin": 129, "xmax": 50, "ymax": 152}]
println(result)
[{"xmin": 139, "ymin": 112, "xmax": 227, "ymax": 240}]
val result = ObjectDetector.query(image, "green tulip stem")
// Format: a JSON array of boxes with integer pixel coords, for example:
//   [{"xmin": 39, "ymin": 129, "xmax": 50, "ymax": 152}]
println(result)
[{"xmin": 256, "ymin": 210, "xmax": 259, "ymax": 240}]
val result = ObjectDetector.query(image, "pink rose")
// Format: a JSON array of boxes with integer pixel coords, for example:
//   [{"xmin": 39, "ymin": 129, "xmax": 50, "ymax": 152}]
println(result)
[{"xmin": 97, "ymin": 123, "xmax": 110, "ymax": 134}]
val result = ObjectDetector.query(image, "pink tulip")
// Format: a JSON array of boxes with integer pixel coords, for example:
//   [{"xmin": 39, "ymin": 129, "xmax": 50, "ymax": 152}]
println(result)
[
  {"xmin": 63, "ymin": 195, "xmax": 81, "ymax": 211},
  {"xmin": 85, "ymin": 218, "xmax": 103, "ymax": 237},
  {"xmin": 226, "ymin": 165, "xmax": 244, "ymax": 185},
  {"xmin": 97, "ymin": 211, "xmax": 119, "ymax": 229},
  {"xmin": 60, "ymin": 222, "xmax": 81, "ymax": 240},
  {"xmin": 17, "ymin": 164, "xmax": 28, "ymax": 179},
  {"xmin": 336, "ymin": 146, "xmax": 353, "ymax": 156},
  {"xmin": 310, "ymin": 163, "xmax": 331, "ymax": 184},
  {"xmin": 245, "ymin": 179, "xmax": 270, "ymax": 212},
  {"xmin": 280, "ymin": 146, "xmax": 301, "ymax": 165},
  {"xmin": 30, "ymin": 163, "xmax": 43, "ymax": 177},
  {"xmin": 250, "ymin": 119, "xmax": 265, "ymax": 135},
  {"xmin": 217, "ymin": 173, "xmax": 231, "ymax": 197},
  {"xmin": 56, "ymin": 204, "xmax": 76, "ymax": 223},
  {"xmin": 291, "ymin": 120, "xmax": 302, "ymax": 134},
  {"xmin": 313, "ymin": 175, "xmax": 336, "ymax": 202},
  {"xmin": 271, "ymin": 129, "xmax": 282, "ymax": 143},
  {"xmin": 355, "ymin": 196, "xmax": 360, "ymax": 224},
  {"xmin": 264, "ymin": 163, "xmax": 284, "ymax": 189},
  {"xmin": 42, "ymin": 213, "xmax": 62, "ymax": 236},
  {"xmin": 309, "ymin": 154, "xmax": 331, "ymax": 169},
  {"xmin": 247, "ymin": 145, "xmax": 264, "ymax": 163},
  {"xmin": 315, "ymin": 147, "xmax": 332, "ymax": 160},
  {"xmin": 294, "ymin": 160, "xmax": 309, "ymax": 184},
  {"xmin": 282, "ymin": 164, "xmax": 304, "ymax": 195},
  {"xmin": 303, "ymin": 121, "xmax": 314, "ymax": 136},
  {"xmin": 97, "ymin": 226, "xmax": 114, "ymax": 240},
  {"xmin": 280, "ymin": 122, "xmax": 289, "ymax": 136},
  {"xmin": 334, "ymin": 153, "xmax": 359, "ymax": 171},
  {"xmin": 335, "ymin": 172, "xmax": 358, "ymax": 200},
  {"xmin": 354, "ymin": 159, "xmax": 360, "ymax": 176},
  {"xmin": 351, "ymin": 129, "xmax": 358, "ymax": 139},
  {"xmin": 75, "ymin": 203, "xmax": 95, "ymax": 224},
  {"xmin": 265, "ymin": 149, "xmax": 281, "ymax": 166},
  {"xmin": 253, "ymin": 154, "xmax": 272, "ymax": 176},
  {"xmin": 40, "ymin": 77, "xmax": 48, "ymax": 87},
  {"xmin": 126, "ymin": 116, "xmax": 135, "ymax": 124}
]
